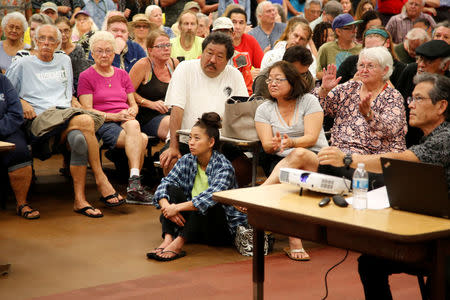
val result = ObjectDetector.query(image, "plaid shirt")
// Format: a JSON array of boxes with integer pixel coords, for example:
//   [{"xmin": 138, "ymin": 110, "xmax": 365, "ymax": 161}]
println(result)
[
  {"xmin": 386, "ymin": 11, "xmax": 436, "ymax": 44},
  {"xmin": 153, "ymin": 150, "xmax": 247, "ymax": 234}
]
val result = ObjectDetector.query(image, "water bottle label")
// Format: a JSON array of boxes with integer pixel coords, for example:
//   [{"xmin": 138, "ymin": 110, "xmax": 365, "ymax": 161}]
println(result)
[{"xmin": 353, "ymin": 179, "xmax": 368, "ymax": 189}]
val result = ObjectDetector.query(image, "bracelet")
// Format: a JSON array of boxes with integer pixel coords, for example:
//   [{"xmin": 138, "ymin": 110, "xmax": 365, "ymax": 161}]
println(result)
[
  {"xmin": 140, "ymin": 98, "xmax": 145, "ymax": 105},
  {"xmin": 104, "ymin": 112, "xmax": 107, "ymax": 119}
]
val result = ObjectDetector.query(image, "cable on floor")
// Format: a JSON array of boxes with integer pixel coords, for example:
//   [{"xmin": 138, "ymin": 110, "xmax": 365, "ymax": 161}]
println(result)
[{"xmin": 321, "ymin": 249, "xmax": 349, "ymax": 300}]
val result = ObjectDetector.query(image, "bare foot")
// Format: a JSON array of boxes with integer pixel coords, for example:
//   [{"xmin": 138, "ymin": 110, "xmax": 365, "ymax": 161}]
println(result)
[
  {"xmin": 74, "ymin": 200, "xmax": 102, "ymax": 217},
  {"xmin": 156, "ymin": 236, "xmax": 185, "ymax": 259},
  {"xmin": 16, "ymin": 203, "xmax": 40, "ymax": 219},
  {"xmin": 287, "ymin": 237, "xmax": 310, "ymax": 260},
  {"xmin": 96, "ymin": 177, "xmax": 124, "ymax": 205},
  {"xmin": 148, "ymin": 234, "xmax": 174, "ymax": 255}
]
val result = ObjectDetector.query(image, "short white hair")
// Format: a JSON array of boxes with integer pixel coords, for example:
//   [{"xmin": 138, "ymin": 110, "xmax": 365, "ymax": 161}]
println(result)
[
  {"xmin": 1, "ymin": 11, "xmax": 28, "ymax": 32},
  {"xmin": 305, "ymin": 0, "xmax": 322, "ymax": 10},
  {"xmin": 89, "ymin": 30, "xmax": 116, "ymax": 52},
  {"xmin": 406, "ymin": 28, "xmax": 430, "ymax": 42},
  {"xmin": 256, "ymin": 1, "xmax": 273, "ymax": 22},
  {"xmin": 34, "ymin": 24, "xmax": 62, "ymax": 50},
  {"xmin": 145, "ymin": 5, "xmax": 161, "ymax": 18},
  {"xmin": 358, "ymin": 46, "xmax": 393, "ymax": 81}
]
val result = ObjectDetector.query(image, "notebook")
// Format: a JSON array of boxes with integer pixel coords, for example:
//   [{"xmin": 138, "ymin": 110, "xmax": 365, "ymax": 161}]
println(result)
[{"xmin": 381, "ymin": 158, "xmax": 449, "ymax": 219}]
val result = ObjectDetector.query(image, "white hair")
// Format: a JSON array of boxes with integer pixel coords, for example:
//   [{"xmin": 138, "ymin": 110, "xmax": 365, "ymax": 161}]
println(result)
[
  {"xmin": 358, "ymin": 46, "xmax": 393, "ymax": 81},
  {"xmin": 256, "ymin": 1, "xmax": 273, "ymax": 23},
  {"xmin": 145, "ymin": 5, "xmax": 161, "ymax": 18},
  {"xmin": 305, "ymin": 0, "xmax": 322, "ymax": 10},
  {"xmin": 34, "ymin": 24, "xmax": 62, "ymax": 50},
  {"xmin": 1, "ymin": 11, "xmax": 28, "ymax": 32},
  {"xmin": 89, "ymin": 30, "xmax": 116, "ymax": 52},
  {"xmin": 72, "ymin": 17, "xmax": 98, "ymax": 40}
]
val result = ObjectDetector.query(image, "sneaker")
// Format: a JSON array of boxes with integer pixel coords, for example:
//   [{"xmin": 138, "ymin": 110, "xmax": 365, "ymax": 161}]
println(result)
[{"xmin": 126, "ymin": 175, "xmax": 153, "ymax": 205}]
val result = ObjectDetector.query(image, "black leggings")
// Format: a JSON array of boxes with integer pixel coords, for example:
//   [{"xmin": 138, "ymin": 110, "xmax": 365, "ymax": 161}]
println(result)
[{"xmin": 160, "ymin": 185, "xmax": 233, "ymax": 246}]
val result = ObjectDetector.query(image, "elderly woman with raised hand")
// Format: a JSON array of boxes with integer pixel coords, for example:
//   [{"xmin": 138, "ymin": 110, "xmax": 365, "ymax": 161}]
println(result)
[
  {"xmin": 145, "ymin": 5, "xmax": 175, "ymax": 38},
  {"xmin": 129, "ymin": 30, "xmax": 179, "ymax": 140},
  {"xmin": 337, "ymin": 27, "xmax": 405, "ymax": 88},
  {"xmin": 256, "ymin": 61, "xmax": 328, "ymax": 262},
  {"xmin": 78, "ymin": 31, "xmax": 152, "ymax": 205},
  {"xmin": 130, "ymin": 14, "xmax": 156, "ymax": 55},
  {"xmin": 0, "ymin": 12, "xmax": 28, "ymax": 73},
  {"xmin": 56, "ymin": 17, "xmax": 93, "ymax": 92}
]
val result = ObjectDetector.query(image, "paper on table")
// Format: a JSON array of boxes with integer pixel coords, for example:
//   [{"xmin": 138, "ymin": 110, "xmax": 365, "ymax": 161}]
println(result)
[{"xmin": 345, "ymin": 186, "xmax": 390, "ymax": 210}]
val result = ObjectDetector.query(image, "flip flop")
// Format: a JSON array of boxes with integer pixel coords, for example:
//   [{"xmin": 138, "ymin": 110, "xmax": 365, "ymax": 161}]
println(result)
[
  {"xmin": 99, "ymin": 192, "xmax": 126, "ymax": 207},
  {"xmin": 17, "ymin": 204, "xmax": 40, "ymax": 220},
  {"xmin": 74, "ymin": 206, "xmax": 104, "ymax": 218},
  {"xmin": 146, "ymin": 248, "xmax": 165, "ymax": 260},
  {"xmin": 154, "ymin": 250, "xmax": 186, "ymax": 262},
  {"xmin": 283, "ymin": 247, "xmax": 310, "ymax": 261}
]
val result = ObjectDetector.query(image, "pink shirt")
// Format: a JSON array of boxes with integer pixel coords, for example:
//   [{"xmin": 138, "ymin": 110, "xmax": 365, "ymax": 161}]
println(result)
[{"xmin": 78, "ymin": 66, "xmax": 135, "ymax": 113}]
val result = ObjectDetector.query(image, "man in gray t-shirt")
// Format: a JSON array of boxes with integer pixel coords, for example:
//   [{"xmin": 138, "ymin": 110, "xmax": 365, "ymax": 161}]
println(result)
[
  {"xmin": 6, "ymin": 24, "xmax": 124, "ymax": 218},
  {"xmin": 248, "ymin": 1, "xmax": 286, "ymax": 51}
]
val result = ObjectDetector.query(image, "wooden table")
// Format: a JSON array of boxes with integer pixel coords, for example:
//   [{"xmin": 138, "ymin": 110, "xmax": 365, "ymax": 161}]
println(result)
[
  {"xmin": 177, "ymin": 129, "xmax": 261, "ymax": 186},
  {"xmin": 0, "ymin": 141, "xmax": 15, "ymax": 152},
  {"xmin": 213, "ymin": 183, "xmax": 450, "ymax": 299}
]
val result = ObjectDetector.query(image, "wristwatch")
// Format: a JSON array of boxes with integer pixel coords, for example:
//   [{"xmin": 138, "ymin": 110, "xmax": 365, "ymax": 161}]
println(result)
[{"xmin": 343, "ymin": 154, "xmax": 353, "ymax": 169}]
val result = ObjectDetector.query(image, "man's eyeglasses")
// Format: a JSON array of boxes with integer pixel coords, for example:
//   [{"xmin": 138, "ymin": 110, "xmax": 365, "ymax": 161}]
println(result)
[
  {"xmin": 36, "ymin": 36, "xmax": 58, "ymax": 44},
  {"xmin": 407, "ymin": 96, "xmax": 432, "ymax": 105},
  {"xmin": 153, "ymin": 43, "xmax": 172, "ymax": 49},
  {"xmin": 266, "ymin": 78, "xmax": 288, "ymax": 85}
]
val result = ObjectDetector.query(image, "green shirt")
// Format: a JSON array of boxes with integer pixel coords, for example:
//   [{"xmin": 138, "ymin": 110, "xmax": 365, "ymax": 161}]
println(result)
[
  {"xmin": 316, "ymin": 41, "xmax": 362, "ymax": 73},
  {"xmin": 191, "ymin": 163, "xmax": 209, "ymax": 198},
  {"xmin": 170, "ymin": 36, "xmax": 204, "ymax": 61}
]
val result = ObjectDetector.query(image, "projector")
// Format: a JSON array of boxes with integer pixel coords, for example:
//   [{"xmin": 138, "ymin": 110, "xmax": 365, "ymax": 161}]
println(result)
[{"xmin": 279, "ymin": 168, "xmax": 351, "ymax": 195}]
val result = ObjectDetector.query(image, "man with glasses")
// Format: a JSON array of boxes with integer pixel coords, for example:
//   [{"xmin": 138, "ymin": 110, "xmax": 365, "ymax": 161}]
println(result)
[
  {"xmin": 316, "ymin": 13, "xmax": 362, "ymax": 80},
  {"xmin": 319, "ymin": 73, "xmax": 450, "ymax": 300},
  {"xmin": 386, "ymin": 0, "xmax": 436, "ymax": 44},
  {"xmin": 396, "ymin": 40, "xmax": 450, "ymax": 146},
  {"xmin": 6, "ymin": 24, "xmax": 124, "ymax": 217}
]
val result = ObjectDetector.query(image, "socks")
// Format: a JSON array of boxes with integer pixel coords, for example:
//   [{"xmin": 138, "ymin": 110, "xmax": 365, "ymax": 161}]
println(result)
[{"xmin": 130, "ymin": 168, "xmax": 140, "ymax": 178}]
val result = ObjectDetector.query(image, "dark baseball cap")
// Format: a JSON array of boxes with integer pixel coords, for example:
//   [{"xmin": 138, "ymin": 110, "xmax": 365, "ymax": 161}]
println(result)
[
  {"xmin": 332, "ymin": 13, "xmax": 362, "ymax": 30},
  {"xmin": 415, "ymin": 40, "xmax": 450, "ymax": 60}
]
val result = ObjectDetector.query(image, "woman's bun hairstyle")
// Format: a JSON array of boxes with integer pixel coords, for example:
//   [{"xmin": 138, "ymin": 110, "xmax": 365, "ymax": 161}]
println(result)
[{"xmin": 194, "ymin": 112, "xmax": 222, "ymax": 150}]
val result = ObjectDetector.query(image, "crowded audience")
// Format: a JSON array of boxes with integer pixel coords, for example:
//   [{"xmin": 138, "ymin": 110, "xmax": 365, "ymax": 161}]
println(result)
[{"xmin": 0, "ymin": 2, "xmax": 449, "ymax": 296}]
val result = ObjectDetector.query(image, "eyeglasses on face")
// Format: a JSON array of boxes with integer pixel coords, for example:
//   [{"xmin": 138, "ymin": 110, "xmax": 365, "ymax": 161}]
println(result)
[
  {"xmin": 266, "ymin": 78, "xmax": 288, "ymax": 85},
  {"xmin": 356, "ymin": 63, "xmax": 378, "ymax": 71},
  {"xmin": 407, "ymin": 96, "xmax": 432, "ymax": 105},
  {"xmin": 36, "ymin": 36, "xmax": 58, "ymax": 44},
  {"xmin": 93, "ymin": 48, "xmax": 114, "ymax": 55},
  {"xmin": 153, "ymin": 43, "xmax": 172, "ymax": 49}
]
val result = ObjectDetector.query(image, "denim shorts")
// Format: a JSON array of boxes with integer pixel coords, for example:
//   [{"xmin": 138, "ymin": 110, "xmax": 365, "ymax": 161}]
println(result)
[
  {"xmin": 140, "ymin": 114, "xmax": 166, "ymax": 137},
  {"xmin": 96, "ymin": 122, "xmax": 123, "ymax": 149}
]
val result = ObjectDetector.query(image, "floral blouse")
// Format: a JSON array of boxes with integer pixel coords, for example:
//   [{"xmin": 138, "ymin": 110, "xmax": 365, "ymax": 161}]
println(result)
[{"xmin": 313, "ymin": 81, "xmax": 407, "ymax": 154}]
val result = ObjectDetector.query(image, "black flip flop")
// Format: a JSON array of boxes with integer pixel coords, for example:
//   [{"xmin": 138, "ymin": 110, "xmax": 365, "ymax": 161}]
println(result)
[
  {"xmin": 17, "ymin": 204, "xmax": 40, "ymax": 220},
  {"xmin": 154, "ymin": 250, "xmax": 186, "ymax": 262},
  {"xmin": 146, "ymin": 248, "xmax": 165, "ymax": 260},
  {"xmin": 74, "ymin": 206, "xmax": 104, "ymax": 218},
  {"xmin": 99, "ymin": 192, "xmax": 126, "ymax": 207}
]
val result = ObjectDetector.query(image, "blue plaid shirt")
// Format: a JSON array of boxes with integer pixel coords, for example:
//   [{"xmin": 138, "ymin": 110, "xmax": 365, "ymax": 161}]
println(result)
[
  {"xmin": 84, "ymin": 0, "xmax": 117, "ymax": 29},
  {"xmin": 153, "ymin": 150, "xmax": 247, "ymax": 234}
]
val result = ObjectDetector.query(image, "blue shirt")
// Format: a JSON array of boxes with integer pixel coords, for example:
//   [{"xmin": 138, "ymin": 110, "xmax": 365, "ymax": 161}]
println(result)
[
  {"xmin": 218, "ymin": 0, "xmax": 251, "ymax": 24},
  {"xmin": 0, "ymin": 74, "xmax": 23, "ymax": 138},
  {"xmin": 153, "ymin": 150, "xmax": 248, "ymax": 234},
  {"xmin": 84, "ymin": 0, "xmax": 117, "ymax": 29},
  {"xmin": 248, "ymin": 22, "xmax": 287, "ymax": 50}
]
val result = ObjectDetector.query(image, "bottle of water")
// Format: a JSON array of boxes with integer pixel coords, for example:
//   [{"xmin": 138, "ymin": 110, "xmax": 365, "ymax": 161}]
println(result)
[{"xmin": 352, "ymin": 163, "xmax": 368, "ymax": 210}]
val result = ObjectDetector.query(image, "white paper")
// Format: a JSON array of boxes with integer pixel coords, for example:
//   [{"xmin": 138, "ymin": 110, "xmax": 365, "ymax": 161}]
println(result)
[{"xmin": 345, "ymin": 186, "xmax": 390, "ymax": 210}]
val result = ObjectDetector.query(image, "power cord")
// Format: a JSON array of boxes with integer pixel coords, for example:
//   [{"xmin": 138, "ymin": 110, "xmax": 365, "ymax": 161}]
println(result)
[{"xmin": 321, "ymin": 250, "xmax": 349, "ymax": 300}]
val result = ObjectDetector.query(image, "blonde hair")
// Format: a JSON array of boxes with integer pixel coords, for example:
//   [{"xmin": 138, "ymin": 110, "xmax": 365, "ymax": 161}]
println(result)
[{"xmin": 89, "ymin": 30, "xmax": 116, "ymax": 52}]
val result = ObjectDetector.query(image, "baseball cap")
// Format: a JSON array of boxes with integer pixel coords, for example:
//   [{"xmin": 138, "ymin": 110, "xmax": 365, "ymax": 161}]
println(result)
[
  {"xmin": 74, "ymin": 10, "xmax": 90, "ymax": 18},
  {"xmin": 415, "ymin": 40, "xmax": 450, "ymax": 60},
  {"xmin": 40, "ymin": 2, "xmax": 58, "ymax": 13},
  {"xmin": 332, "ymin": 13, "xmax": 362, "ymax": 30},
  {"xmin": 212, "ymin": 17, "xmax": 234, "ymax": 31},
  {"xmin": 184, "ymin": 1, "xmax": 201, "ymax": 11}
]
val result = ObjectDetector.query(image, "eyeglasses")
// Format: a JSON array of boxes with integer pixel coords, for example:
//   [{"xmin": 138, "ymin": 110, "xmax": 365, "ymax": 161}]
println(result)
[
  {"xmin": 93, "ymin": 48, "xmax": 114, "ymax": 56},
  {"xmin": 265, "ymin": 78, "xmax": 288, "ymax": 85},
  {"xmin": 59, "ymin": 28, "xmax": 71, "ymax": 35},
  {"xmin": 153, "ymin": 43, "xmax": 172, "ymax": 49},
  {"xmin": 36, "ymin": 36, "xmax": 58, "ymax": 44},
  {"xmin": 134, "ymin": 24, "xmax": 150, "ymax": 29},
  {"xmin": 407, "ymin": 96, "xmax": 432, "ymax": 105},
  {"xmin": 6, "ymin": 24, "xmax": 23, "ymax": 31},
  {"xmin": 356, "ymin": 63, "xmax": 378, "ymax": 71}
]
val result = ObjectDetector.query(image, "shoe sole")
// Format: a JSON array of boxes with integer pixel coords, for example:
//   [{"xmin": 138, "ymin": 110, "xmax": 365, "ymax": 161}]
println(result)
[{"xmin": 126, "ymin": 191, "xmax": 153, "ymax": 205}]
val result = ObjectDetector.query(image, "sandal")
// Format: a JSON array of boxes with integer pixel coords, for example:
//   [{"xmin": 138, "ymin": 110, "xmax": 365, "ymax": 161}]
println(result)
[
  {"xmin": 74, "ymin": 206, "xmax": 103, "ymax": 218},
  {"xmin": 146, "ymin": 248, "xmax": 165, "ymax": 259},
  {"xmin": 17, "ymin": 204, "xmax": 40, "ymax": 220},
  {"xmin": 283, "ymin": 247, "xmax": 310, "ymax": 261},
  {"xmin": 99, "ymin": 192, "xmax": 126, "ymax": 207}
]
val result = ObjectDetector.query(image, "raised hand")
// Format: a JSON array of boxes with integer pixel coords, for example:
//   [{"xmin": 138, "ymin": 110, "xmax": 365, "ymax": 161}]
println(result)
[
  {"xmin": 321, "ymin": 64, "xmax": 342, "ymax": 93},
  {"xmin": 359, "ymin": 92, "xmax": 372, "ymax": 119}
]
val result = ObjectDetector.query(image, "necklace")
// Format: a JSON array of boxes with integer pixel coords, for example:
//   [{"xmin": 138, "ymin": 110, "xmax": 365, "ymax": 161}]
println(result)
[{"xmin": 94, "ymin": 65, "xmax": 114, "ymax": 88}]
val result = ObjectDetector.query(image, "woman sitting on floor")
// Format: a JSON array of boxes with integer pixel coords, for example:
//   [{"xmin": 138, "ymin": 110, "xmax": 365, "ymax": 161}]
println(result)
[{"xmin": 148, "ymin": 112, "xmax": 248, "ymax": 262}]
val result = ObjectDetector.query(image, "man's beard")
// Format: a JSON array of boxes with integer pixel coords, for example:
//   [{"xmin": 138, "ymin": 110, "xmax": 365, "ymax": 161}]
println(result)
[{"xmin": 183, "ymin": 31, "xmax": 196, "ymax": 43}]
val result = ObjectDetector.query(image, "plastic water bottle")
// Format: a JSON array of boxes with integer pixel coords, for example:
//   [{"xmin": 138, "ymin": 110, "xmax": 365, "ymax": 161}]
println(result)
[{"xmin": 352, "ymin": 163, "xmax": 368, "ymax": 210}]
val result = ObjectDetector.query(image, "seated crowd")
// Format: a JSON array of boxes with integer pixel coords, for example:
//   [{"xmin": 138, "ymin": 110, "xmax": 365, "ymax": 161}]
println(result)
[{"xmin": 0, "ymin": 0, "xmax": 449, "ymax": 297}]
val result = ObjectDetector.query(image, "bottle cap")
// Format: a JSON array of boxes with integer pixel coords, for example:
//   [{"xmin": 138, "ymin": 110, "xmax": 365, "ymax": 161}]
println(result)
[{"xmin": 357, "ymin": 163, "xmax": 365, "ymax": 169}]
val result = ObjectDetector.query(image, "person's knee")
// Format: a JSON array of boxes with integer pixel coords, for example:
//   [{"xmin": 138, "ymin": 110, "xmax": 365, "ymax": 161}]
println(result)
[
  {"xmin": 124, "ymin": 119, "xmax": 141, "ymax": 133},
  {"xmin": 141, "ymin": 133, "xmax": 148, "ymax": 149},
  {"xmin": 67, "ymin": 130, "xmax": 88, "ymax": 165},
  {"xmin": 289, "ymin": 148, "xmax": 319, "ymax": 170},
  {"xmin": 71, "ymin": 114, "xmax": 95, "ymax": 132}
]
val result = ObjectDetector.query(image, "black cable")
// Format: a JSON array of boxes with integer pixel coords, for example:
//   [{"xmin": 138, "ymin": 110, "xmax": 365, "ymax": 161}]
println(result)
[{"xmin": 321, "ymin": 250, "xmax": 350, "ymax": 300}]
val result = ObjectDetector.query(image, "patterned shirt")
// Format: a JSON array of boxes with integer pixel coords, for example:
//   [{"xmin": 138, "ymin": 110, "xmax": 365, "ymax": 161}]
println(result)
[
  {"xmin": 153, "ymin": 150, "xmax": 248, "ymax": 234},
  {"xmin": 0, "ymin": 0, "xmax": 31, "ymax": 19},
  {"xmin": 409, "ymin": 121, "xmax": 450, "ymax": 197},
  {"xmin": 386, "ymin": 11, "xmax": 436, "ymax": 44},
  {"xmin": 313, "ymin": 81, "xmax": 407, "ymax": 154}
]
